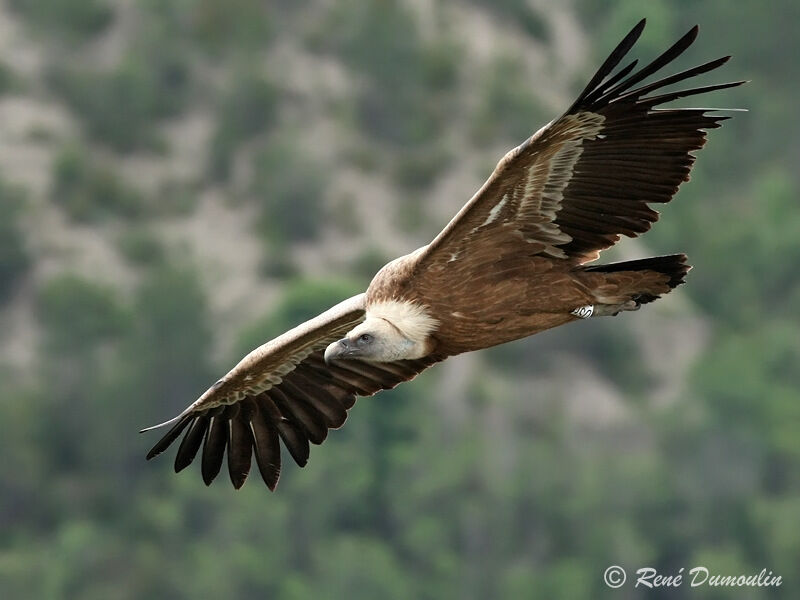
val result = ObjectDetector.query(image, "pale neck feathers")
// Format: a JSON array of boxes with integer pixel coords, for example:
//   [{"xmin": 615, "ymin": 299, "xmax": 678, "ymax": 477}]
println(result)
[{"xmin": 366, "ymin": 300, "xmax": 439, "ymax": 343}]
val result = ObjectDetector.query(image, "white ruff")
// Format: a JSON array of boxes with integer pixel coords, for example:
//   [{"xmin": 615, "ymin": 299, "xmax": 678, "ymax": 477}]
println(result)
[{"xmin": 367, "ymin": 300, "xmax": 439, "ymax": 343}]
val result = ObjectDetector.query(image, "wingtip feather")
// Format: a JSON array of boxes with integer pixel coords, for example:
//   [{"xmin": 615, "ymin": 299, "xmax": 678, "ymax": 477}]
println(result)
[{"xmin": 140, "ymin": 414, "xmax": 183, "ymax": 434}]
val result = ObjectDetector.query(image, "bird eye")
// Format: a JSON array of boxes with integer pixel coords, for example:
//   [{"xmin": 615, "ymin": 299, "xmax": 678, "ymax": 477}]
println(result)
[{"xmin": 358, "ymin": 333, "xmax": 373, "ymax": 344}]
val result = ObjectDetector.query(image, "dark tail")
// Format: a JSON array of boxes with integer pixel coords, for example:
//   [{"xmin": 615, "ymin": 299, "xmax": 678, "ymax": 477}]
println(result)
[{"xmin": 583, "ymin": 253, "xmax": 691, "ymax": 304}]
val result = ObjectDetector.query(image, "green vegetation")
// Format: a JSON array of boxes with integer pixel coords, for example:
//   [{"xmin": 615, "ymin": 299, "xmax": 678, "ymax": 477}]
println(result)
[
  {"xmin": 1, "ymin": 1, "xmax": 799, "ymax": 598},
  {"xmin": 0, "ymin": 61, "xmax": 20, "ymax": 95},
  {"xmin": 251, "ymin": 139, "xmax": 327, "ymax": 246},
  {"xmin": 391, "ymin": 144, "xmax": 453, "ymax": 194},
  {"xmin": 10, "ymin": 0, "xmax": 113, "ymax": 39},
  {"xmin": 151, "ymin": 180, "xmax": 201, "ymax": 218},
  {"xmin": 48, "ymin": 43, "xmax": 190, "ymax": 152},
  {"xmin": 143, "ymin": 0, "xmax": 273, "ymax": 55},
  {"xmin": 468, "ymin": 0, "xmax": 550, "ymax": 40},
  {"xmin": 235, "ymin": 278, "xmax": 360, "ymax": 357},
  {"xmin": 129, "ymin": 263, "xmax": 215, "ymax": 411},
  {"xmin": 485, "ymin": 318, "xmax": 654, "ymax": 394},
  {"xmin": 310, "ymin": 0, "xmax": 461, "ymax": 200},
  {"xmin": 352, "ymin": 246, "xmax": 390, "ymax": 283},
  {"xmin": 314, "ymin": 0, "xmax": 458, "ymax": 153},
  {"xmin": 209, "ymin": 70, "xmax": 280, "ymax": 180},
  {"xmin": 115, "ymin": 227, "xmax": 165, "ymax": 267},
  {"xmin": 36, "ymin": 273, "xmax": 128, "ymax": 356},
  {"xmin": 51, "ymin": 144, "xmax": 144, "ymax": 222},
  {"xmin": 0, "ymin": 180, "xmax": 30, "ymax": 304},
  {"xmin": 472, "ymin": 55, "xmax": 549, "ymax": 145}
]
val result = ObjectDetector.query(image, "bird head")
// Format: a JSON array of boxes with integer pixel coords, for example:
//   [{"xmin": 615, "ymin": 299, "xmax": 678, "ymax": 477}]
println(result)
[{"xmin": 324, "ymin": 316, "xmax": 428, "ymax": 364}]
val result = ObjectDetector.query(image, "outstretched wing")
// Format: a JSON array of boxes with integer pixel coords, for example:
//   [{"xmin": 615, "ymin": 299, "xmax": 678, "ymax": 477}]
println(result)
[
  {"xmin": 143, "ymin": 293, "xmax": 439, "ymax": 490},
  {"xmin": 416, "ymin": 19, "xmax": 744, "ymax": 273}
]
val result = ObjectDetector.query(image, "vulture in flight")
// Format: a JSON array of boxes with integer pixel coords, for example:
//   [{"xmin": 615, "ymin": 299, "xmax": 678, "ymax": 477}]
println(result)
[{"xmin": 143, "ymin": 20, "xmax": 744, "ymax": 489}]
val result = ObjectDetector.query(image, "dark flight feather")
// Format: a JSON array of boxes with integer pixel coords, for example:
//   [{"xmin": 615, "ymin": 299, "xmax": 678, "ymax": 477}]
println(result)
[
  {"xmin": 201, "ymin": 409, "xmax": 228, "ymax": 485},
  {"xmin": 174, "ymin": 416, "xmax": 206, "ymax": 472}
]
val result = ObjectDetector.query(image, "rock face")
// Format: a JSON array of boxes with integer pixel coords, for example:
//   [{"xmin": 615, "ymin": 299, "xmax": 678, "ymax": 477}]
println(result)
[{"xmin": 0, "ymin": 1, "xmax": 698, "ymax": 401}]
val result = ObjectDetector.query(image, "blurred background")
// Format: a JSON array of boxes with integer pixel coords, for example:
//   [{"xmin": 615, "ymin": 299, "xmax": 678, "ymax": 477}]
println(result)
[{"xmin": 0, "ymin": 0, "xmax": 798, "ymax": 598}]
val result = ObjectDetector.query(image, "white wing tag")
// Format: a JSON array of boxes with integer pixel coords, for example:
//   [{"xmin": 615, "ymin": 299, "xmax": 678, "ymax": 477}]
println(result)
[{"xmin": 571, "ymin": 305, "xmax": 594, "ymax": 319}]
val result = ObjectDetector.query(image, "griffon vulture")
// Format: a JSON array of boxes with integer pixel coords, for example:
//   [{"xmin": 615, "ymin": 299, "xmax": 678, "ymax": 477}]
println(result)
[{"xmin": 143, "ymin": 20, "xmax": 744, "ymax": 489}]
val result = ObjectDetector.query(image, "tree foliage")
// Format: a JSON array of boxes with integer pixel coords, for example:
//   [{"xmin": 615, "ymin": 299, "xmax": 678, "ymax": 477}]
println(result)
[{"xmin": 1, "ymin": 2, "xmax": 798, "ymax": 598}]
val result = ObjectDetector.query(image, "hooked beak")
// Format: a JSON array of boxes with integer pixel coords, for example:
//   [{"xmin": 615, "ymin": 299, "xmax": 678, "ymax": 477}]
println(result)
[{"xmin": 324, "ymin": 338, "xmax": 356, "ymax": 365}]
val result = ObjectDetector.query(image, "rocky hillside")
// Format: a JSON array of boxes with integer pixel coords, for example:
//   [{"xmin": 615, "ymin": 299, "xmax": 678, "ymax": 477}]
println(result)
[
  {"xmin": 4, "ymin": 2, "xmax": 798, "ymax": 598},
  {"xmin": 0, "ymin": 0, "xmax": 702, "ymax": 411}
]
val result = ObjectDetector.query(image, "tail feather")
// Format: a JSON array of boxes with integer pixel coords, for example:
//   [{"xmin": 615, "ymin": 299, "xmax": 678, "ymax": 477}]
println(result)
[{"xmin": 583, "ymin": 253, "xmax": 691, "ymax": 304}]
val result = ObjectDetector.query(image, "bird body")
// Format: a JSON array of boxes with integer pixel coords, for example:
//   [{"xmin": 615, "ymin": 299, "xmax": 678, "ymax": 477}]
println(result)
[
  {"xmin": 143, "ymin": 20, "xmax": 744, "ymax": 490},
  {"xmin": 347, "ymin": 241, "xmax": 683, "ymax": 361}
]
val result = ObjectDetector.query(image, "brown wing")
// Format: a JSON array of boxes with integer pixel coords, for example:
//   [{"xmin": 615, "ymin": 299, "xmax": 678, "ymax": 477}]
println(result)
[
  {"xmin": 143, "ymin": 293, "xmax": 440, "ymax": 490},
  {"xmin": 414, "ymin": 19, "xmax": 744, "ymax": 275}
]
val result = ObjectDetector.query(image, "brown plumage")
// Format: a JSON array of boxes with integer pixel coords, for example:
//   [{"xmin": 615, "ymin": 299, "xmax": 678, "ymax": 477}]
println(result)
[{"xmin": 143, "ymin": 19, "xmax": 743, "ymax": 489}]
